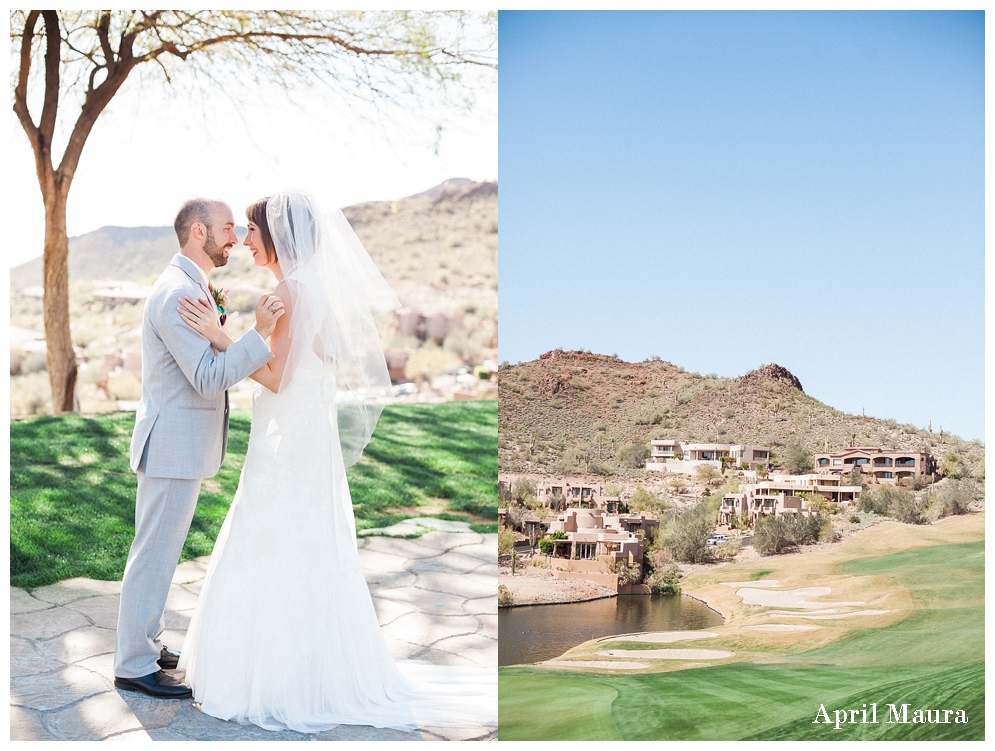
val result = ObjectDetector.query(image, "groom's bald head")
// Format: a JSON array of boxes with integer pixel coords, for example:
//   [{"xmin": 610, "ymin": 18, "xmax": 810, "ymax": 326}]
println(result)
[{"xmin": 174, "ymin": 198, "xmax": 227, "ymax": 247}]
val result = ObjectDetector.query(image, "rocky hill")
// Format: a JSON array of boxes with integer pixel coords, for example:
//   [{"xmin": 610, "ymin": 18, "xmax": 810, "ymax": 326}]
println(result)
[
  {"xmin": 10, "ymin": 179, "xmax": 497, "ymax": 296},
  {"xmin": 498, "ymin": 349, "xmax": 983, "ymax": 479}
]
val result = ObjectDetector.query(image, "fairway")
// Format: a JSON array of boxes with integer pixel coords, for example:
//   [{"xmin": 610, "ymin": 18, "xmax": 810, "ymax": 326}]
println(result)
[{"xmin": 499, "ymin": 515, "xmax": 984, "ymax": 740}]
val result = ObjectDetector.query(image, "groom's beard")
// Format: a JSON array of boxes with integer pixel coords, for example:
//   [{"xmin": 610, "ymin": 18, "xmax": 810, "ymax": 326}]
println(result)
[{"xmin": 203, "ymin": 228, "xmax": 231, "ymax": 268}]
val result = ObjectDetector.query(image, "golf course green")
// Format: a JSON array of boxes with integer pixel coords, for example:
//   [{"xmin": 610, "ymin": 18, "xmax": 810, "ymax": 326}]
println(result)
[{"xmin": 499, "ymin": 514, "xmax": 984, "ymax": 740}]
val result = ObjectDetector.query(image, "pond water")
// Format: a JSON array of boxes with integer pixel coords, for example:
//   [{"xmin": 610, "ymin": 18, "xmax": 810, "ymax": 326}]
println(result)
[{"xmin": 498, "ymin": 594, "xmax": 724, "ymax": 666}]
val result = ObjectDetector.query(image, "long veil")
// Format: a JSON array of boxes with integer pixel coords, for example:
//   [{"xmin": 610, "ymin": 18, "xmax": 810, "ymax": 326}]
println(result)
[{"xmin": 266, "ymin": 190, "xmax": 400, "ymax": 469}]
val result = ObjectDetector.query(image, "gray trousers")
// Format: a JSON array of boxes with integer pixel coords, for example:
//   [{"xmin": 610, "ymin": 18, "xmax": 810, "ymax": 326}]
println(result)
[{"xmin": 114, "ymin": 457, "xmax": 202, "ymax": 679}]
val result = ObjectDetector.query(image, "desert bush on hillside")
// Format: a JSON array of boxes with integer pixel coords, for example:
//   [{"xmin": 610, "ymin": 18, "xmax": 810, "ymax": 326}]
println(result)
[
  {"xmin": 858, "ymin": 485, "xmax": 913, "ymax": 517},
  {"xmin": 503, "ymin": 504, "xmax": 525, "ymax": 532},
  {"xmin": 714, "ymin": 540, "xmax": 741, "ymax": 560},
  {"xmin": 695, "ymin": 464, "xmax": 722, "ymax": 487},
  {"xmin": 498, "ymin": 526, "xmax": 515, "ymax": 555},
  {"xmin": 753, "ymin": 516, "xmax": 792, "ymax": 555},
  {"xmin": 629, "ymin": 486, "xmax": 669, "ymax": 514},
  {"xmin": 403, "ymin": 345, "xmax": 462, "ymax": 381},
  {"xmin": 662, "ymin": 502, "xmax": 715, "ymax": 563},
  {"xmin": 10, "ymin": 372, "xmax": 52, "ymax": 417},
  {"xmin": 942, "ymin": 450, "xmax": 965, "ymax": 479},
  {"xmin": 925, "ymin": 479, "xmax": 977, "ymax": 520},
  {"xmin": 754, "ymin": 513, "xmax": 835, "ymax": 555},
  {"xmin": 511, "ymin": 478, "xmax": 536, "ymax": 502},
  {"xmin": 107, "ymin": 372, "xmax": 142, "ymax": 401},
  {"xmin": 618, "ymin": 442, "xmax": 651, "ymax": 468},
  {"xmin": 887, "ymin": 490, "xmax": 927, "ymax": 525},
  {"xmin": 588, "ymin": 462, "xmax": 614, "ymax": 477},
  {"xmin": 784, "ymin": 440, "xmax": 814, "ymax": 475}
]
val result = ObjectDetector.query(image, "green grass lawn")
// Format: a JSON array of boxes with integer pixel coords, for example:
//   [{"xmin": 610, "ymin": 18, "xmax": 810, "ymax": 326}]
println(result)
[
  {"xmin": 10, "ymin": 402, "xmax": 496, "ymax": 589},
  {"xmin": 499, "ymin": 538, "xmax": 984, "ymax": 740}
]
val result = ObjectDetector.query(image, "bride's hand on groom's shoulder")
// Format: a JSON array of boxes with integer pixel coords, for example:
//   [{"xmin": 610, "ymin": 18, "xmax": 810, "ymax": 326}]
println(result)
[
  {"xmin": 253, "ymin": 293, "xmax": 285, "ymax": 340},
  {"xmin": 178, "ymin": 296, "xmax": 232, "ymax": 352}
]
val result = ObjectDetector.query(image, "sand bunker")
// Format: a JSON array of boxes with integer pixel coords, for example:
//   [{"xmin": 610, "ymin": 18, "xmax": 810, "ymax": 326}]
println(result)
[
  {"xmin": 734, "ymin": 586, "xmax": 865, "ymax": 609},
  {"xmin": 772, "ymin": 610, "xmax": 891, "ymax": 620},
  {"xmin": 596, "ymin": 649, "xmax": 733, "ymax": 660},
  {"xmin": 742, "ymin": 624, "xmax": 820, "ymax": 632},
  {"xmin": 544, "ymin": 660, "xmax": 648, "ymax": 670},
  {"xmin": 721, "ymin": 579, "xmax": 781, "ymax": 588},
  {"xmin": 607, "ymin": 631, "xmax": 719, "ymax": 644}
]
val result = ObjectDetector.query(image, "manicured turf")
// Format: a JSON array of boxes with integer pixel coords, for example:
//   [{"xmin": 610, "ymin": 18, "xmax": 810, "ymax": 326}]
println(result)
[
  {"xmin": 10, "ymin": 402, "xmax": 497, "ymax": 589},
  {"xmin": 499, "ymin": 534, "xmax": 984, "ymax": 740},
  {"xmin": 498, "ymin": 672, "xmax": 622, "ymax": 740}
]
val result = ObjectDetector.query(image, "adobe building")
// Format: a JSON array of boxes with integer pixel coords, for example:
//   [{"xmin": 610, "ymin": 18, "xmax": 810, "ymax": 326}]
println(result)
[
  {"xmin": 812, "ymin": 447, "xmax": 937, "ymax": 485},
  {"xmin": 647, "ymin": 440, "xmax": 771, "ymax": 473},
  {"xmin": 719, "ymin": 473, "xmax": 862, "ymax": 527},
  {"xmin": 545, "ymin": 508, "xmax": 659, "ymax": 565},
  {"xmin": 535, "ymin": 479, "xmax": 622, "ymax": 512}
]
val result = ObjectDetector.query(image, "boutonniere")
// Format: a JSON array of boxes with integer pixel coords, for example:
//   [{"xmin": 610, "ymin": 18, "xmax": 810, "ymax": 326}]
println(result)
[{"xmin": 209, "ymin": 282, "xmax": 229, "ymax": 326}]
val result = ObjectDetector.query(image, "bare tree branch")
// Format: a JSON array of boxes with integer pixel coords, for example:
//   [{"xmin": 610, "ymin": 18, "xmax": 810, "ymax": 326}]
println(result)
[{"xmin": 38, "ymin": 11, "xmax": 61, "ymax": 146}]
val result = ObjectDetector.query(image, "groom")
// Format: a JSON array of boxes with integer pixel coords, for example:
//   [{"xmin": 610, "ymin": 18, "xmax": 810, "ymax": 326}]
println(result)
[{"xmin": 114, "ymin": 198, "xmax": 282, "ymax": 698}]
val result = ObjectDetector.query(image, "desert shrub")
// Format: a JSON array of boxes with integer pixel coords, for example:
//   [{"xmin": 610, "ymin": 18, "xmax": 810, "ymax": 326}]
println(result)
[
  {"xmin": 888, "ymin": 490, "xmax": 927, "ymax": 525},
  {"xmin": 784, "ymin": 440, "xmax": 814, "ymax": 475},
  {"xmin": 504, "ymin": 504, "xmax": 526, "ymax": 532},
  {"xmin": 667, "ymin": 477, "xmax": 688, "ymax": 494},
  {"xmin": 645, "ymin": 563, "xmax": 682, "ymax": 594},
  {"xmin": 498, "ymin": 585, "xmax": 514, "ymax": 607},
  {"xmin": 941, "ymin": 451, "xmax": 965, "ymax": 479},
  {"xmin": 858, "ymin": 485, "xmax": 926, "ymax": 523},
  {"xmin": 10, "ymin": 372, "xmax": 52, "ymax": 417},
  {"xmin": 618, "ymin": 442, "xmax": 651, "ymax": 468},
  {"xmin": 615, "ymin": 560, "xmax": 642, "ymax": 585},
  {"xmin": 498, "ymin": 526, "xmax": 515, "ymax": 555},
  {"xmin": 629, "ymin": 486, "xmax": 668, "ymax": 514},
  {"xmin": 715, "ymin": 540, "xmax": 741, "ymax": 560},
  {"xmin": 848, "ymin": 515, "xmax": 861, "ymax": 524},
  {"xmin": 925, "ymin": 480, "xmax": 976, "ymax": 520},
  {"xmin": 403, "ymin": 344, "xmax": 462, "ymax": 381},
  {"xmin": 588, "ymin": 461, "xmax": 613, "ymax": 477},
  {"xmin": 10, "ymin": 349, "xmax": 26, "ymax": 376},
  {"xmin": 511, "ymin": 477, "xmax": 536, "ymax": 502},
  {"xmin": 106, "ymin": 371, "xmax": 142, "ymax": 401},
  {"xmin": 442, "ymin": 329, "xmax": 481, "ymax": 363},
  {"xmin": 537, "ymin": 538, "xmax": 554, "ymax": 555},
  {"xmin": 663, "ymin": 502, "xmax": 714, "ymax": 563},
  {"xmin": 695, "ymin": 464, "xmax": 721, "ymax": 486},
  {"xmin": 753, "ymin": 515, "xmax": 792, "ymax": 555},
  {"xmin": 14, "ymin": 350, "xmax": 49, "ymax": 375}
]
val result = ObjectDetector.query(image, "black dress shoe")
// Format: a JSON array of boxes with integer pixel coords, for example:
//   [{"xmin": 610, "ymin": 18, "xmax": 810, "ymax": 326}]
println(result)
[
  {"xmin": 158, "ymin": 646, "xmax": 180, "ymax": 670},
  {"xmin": 114, "ymin": 670, "xmax": 192, "ymax": 699}
]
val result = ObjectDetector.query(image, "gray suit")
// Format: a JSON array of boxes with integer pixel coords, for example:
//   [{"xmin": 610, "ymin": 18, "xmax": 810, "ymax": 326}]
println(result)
[{"xmin": 115, "ymin": 253, "xmax": 273, "ymax": 678}]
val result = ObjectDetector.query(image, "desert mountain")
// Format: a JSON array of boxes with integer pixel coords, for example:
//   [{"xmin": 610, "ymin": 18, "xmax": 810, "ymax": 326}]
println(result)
[
  {"xmin": 9, "ymin": 179, "xmax": 497, "ymax": 295},
  {"xmin": 498, "ymin": 349, "xmax": 982, "ymax": 478}
]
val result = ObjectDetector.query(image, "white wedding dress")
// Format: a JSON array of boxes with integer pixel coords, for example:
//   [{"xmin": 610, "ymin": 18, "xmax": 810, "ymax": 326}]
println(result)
[{"xmin": 178, "ymin": 349, "xmax": 496, "ymax": 732}]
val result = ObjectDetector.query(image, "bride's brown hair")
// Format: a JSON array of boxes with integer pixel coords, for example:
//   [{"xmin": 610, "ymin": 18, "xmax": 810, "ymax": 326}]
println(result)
[{"xmin": 246, "ymin": 197, "xmax": 276, "ymax": 263}]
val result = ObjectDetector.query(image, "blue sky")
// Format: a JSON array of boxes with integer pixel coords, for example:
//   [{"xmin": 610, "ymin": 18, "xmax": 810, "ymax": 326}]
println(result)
[{"xmin": 498, "ymin": 10, "xmax": 984, "ymax": 442}]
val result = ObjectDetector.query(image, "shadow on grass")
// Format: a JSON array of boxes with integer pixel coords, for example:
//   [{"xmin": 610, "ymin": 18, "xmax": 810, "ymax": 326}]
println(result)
[{"xmin": 10, "ymin": 403, "xmax": 496, "ymax": 589}]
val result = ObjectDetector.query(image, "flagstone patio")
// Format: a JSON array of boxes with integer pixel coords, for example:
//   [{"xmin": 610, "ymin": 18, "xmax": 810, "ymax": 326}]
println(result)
[{"xmin": 10, "ymin": 518, "xmax": 497, "ymax": 741}]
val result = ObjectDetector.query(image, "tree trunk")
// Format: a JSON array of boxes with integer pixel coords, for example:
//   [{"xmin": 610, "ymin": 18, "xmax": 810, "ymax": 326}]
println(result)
[{"xmin": 42, "ymin": 187, "xmax": 77, "ymax": 413}]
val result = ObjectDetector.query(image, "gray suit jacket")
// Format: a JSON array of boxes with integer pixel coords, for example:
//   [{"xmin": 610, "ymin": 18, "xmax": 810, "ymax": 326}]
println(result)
[{"xmin": 130, "ymin": 254, "xmax": 273, "ymax": 479}]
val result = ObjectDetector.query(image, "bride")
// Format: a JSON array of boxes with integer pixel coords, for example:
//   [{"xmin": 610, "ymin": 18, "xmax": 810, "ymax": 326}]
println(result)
[{"xmin": 175, "ymin": 190, "xmax": 495, "ymax": 733}]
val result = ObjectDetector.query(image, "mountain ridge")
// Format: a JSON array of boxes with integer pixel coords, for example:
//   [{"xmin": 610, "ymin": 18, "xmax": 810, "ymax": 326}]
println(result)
[
  {"xmin": 10, "ymin": 179, "xmax": 497, "ymax": 293},
  {"xmin": 498, "ymin": 349, "xmax": 982, "ymax": 479}
]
